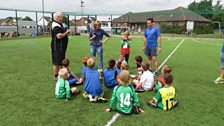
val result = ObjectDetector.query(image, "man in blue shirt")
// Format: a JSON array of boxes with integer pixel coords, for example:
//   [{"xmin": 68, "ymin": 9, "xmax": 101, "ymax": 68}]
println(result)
[
  {"xmin": 143, "ymin": 18, "xmax": 161, "ymax": 76},
  {"xmin": 214, "ymin": 43, "xmax": 224, "ymax": 84}
]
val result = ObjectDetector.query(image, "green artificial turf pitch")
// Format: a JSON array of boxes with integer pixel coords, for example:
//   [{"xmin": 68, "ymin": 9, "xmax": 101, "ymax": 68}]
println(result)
[{"xmin": 0, "ymin": 36, "xmax": 223, "ymax": 126}]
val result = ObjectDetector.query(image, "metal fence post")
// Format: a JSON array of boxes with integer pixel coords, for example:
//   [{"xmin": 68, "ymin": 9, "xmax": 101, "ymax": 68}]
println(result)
[
  {"xmin": 36, "ymin": 11, "xmax": 38, "ymax": 36},
  {"xmin": 15, "ymin": 10, "xmax": 19, "ymax": 37}
]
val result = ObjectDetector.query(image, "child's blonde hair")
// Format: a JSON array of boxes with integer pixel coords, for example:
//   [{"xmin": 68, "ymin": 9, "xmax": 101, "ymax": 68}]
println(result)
[
  {"xmin": 121, "ymin": 63, "xmax": 129, "ymax": 70},
  {"xmin": 118, "ymin": 70, "xmax": 131, "ymax": 86},
  {"xmin": 87, "ymin": 57, "xmax": 96, "ymax": 69},
  {"xmin": 58, "ymin": 68, "xmax": 68, "ymax": 79},
  {"xmin": 124, "ymin": 30, "xmax": 130, "ymax": 36},
  {"xmin": 93, "ymin": 21, "xmax": 101, "ymax": 29},
  {"xmin": 162, "ymin": 65, "xmax": 172, "ymax": 74}
]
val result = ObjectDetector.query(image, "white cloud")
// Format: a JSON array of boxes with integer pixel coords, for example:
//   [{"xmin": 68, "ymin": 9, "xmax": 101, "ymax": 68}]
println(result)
[{"xmin": 0, "ymin": 0, "xmax": 223, "ymax": 19}]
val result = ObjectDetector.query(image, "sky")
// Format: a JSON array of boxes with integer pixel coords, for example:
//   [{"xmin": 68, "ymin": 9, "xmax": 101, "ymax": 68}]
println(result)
[{"xmin": 0, "ymin": 0, "xmax": 223, "ymax": 20}]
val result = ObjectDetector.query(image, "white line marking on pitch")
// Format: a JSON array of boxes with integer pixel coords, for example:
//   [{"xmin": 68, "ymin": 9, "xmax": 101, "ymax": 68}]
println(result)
[
  {"xmin": 192, "ymin": 39, "xmax": 222, "ymax": 46},
  {"xmin": 158, "ymin": 39, "xmax": 185, "ymax": 70},
  {"xmin": 104, "ymin": 39, "xmax": 185, "ymax": 126},
  {"xmin": 105, "ymin": 113, "xmax": 121, "ymax": 126}
]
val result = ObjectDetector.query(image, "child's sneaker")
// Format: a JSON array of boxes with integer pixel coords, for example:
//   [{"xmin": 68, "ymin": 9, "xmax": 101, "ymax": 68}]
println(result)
[
  {"xmin": 97, "ymin": 97, "xmax": 109, "ymax": 103},
  {"xmin": 213, "ymin": 77, "xmax": 224, "ymax": 84},
  {"xmin": 135, "ymin": 88, "xmax": 145, "ymax": 92},
  {"xmin": 82, "ymin": 92, "xmax": 89, "ymax": 99},
  {"xmin": 153, "ymin": 72, "xmax": 159, "ymax": 77},
  {"xmin": 130, "ymin": 75, "xmax": 136, "ymax": 78},
  {"xmin": 147, "ymin": 102, "xmax": 157, "ymax": 108},
  {"xmin": 76, "ymin": 82, "xmax": 82, "ymax": 85},
  {"xmin": 173, "ymin": 100, "xmax": 178, "ymax": 107}
]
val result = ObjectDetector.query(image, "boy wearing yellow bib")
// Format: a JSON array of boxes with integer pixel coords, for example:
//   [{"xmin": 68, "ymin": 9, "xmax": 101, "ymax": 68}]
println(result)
[{"xmin": 148, "ymin": 73, "xmax": 177, "ymax": 111}]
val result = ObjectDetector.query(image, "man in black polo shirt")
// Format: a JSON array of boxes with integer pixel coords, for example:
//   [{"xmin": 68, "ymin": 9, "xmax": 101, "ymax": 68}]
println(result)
[{"xmin": 51, "ymin": 12, "xmax": 70, "ymax": 79}]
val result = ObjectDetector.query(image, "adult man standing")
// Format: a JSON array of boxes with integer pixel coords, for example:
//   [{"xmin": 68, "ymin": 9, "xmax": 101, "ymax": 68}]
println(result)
[
  {"xmin": 143, "ymin": 18, "xmax": 161, "ymax": 76},
  {"xmin": 51, "ymin": 12, "xmax": 70, "ymax": 79}
]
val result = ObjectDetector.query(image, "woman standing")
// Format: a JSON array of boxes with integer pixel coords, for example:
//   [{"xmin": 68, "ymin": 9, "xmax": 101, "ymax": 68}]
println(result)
[{"xmin": 89, "ymin": 21, "xmax": 110, "ymax": 69}]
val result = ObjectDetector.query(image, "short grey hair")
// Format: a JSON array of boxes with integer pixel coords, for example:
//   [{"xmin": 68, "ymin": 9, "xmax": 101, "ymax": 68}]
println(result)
[{"xmin": 53, "ymin": 12, "xmax": 63, "ymax": 20}]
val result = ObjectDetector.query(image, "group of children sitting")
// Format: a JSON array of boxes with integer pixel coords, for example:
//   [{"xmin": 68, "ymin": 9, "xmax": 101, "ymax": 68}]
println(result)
[
  {"xmin": 55, "ymin": 55, "xmax": 177, "ymax": 114},
  {"xmin": 54, "ymin": 31, "xmax": 177, "ymax": 115}
]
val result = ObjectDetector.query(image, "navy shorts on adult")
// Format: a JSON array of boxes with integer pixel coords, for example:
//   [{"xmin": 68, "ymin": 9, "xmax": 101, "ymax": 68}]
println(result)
[
  {"xmin": 144, "ymin": 46, "xmax": 157, "ymax": 56},
  {"xmin": 221, "ymin": 53, "xmax": 224, "ymax": 68}
]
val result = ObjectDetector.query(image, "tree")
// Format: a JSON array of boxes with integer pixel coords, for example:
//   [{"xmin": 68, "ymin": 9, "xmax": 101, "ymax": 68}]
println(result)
[
  {"xmin": 188, "ymin": 0, "xmax": 224, "ymax": 29},
  {"xmin": 63, "ymin": 16, "xmax": 69, "ymax": 26},
  {"xmin": 6, "ymin": 16, "xmax": 13, "ymax": 20},
  {"xmin": 198, "ymin": 0, "xmax": 213, "ymax": 19},
  {"xmin": 212, "ymin": 0, "xmax": 224, "ymax": 28},
  {"xmin": 188, "ymin": 1, "xmax": 198, "ymax": 12},
  {"xmin": 22, "ymin": 16, "xmax": 33, "ymax": 21},
  {"xmin": 188, "ymin": 0, "xmax": 213, "ymax": 19}
]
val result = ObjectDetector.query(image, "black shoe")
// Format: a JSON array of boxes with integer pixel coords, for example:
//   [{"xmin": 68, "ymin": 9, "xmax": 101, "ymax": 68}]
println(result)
[
  {"xmin": 135, "ymin": 88, "xmax": 145, "ymax": 92},
  {"xmin": 97, "ymin": 97, "xmax": 109, "ymax": 103},
  {"xmin": 153, "ymin": 72, "xmax": 159, "ymax": 77}
]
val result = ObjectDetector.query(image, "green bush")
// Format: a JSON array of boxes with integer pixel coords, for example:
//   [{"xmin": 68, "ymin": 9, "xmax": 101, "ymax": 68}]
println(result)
[
  {"xmin": 159, "ymin": 23, "xmax": 213, "ymax": 34},
  {"xmin": 159, "ymin": 23, "xmax": 185, "ymax": 34},
  {"xmin": 194, "ymin": 23, "xmax": 213, "ymax": 34}
]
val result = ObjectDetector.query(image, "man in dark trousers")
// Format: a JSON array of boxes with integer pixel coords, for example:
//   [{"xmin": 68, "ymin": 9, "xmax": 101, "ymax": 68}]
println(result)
[{"xmin": 51, "ymin": 12, "xmax": 71, "ymax": 79}]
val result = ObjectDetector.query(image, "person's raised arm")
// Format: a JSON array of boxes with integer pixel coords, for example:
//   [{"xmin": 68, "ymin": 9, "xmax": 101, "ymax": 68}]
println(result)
[
  {"xmin": 56, "ymin": 29, "xmax": 70, "ymax": 39},
  {"xmin": 89, "ymin": 30, "xmax": 96, "ymax": 41}
]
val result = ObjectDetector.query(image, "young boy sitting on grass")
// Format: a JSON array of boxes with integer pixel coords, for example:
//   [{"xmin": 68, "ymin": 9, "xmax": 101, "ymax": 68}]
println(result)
[
  {"xmin": 118, "ymin": 53, "xmax": 127, "ymax": 64},
  {"xmin": 116, "ymin": 62, "xmax": 129, "ymax": 85},
  {"xmin": 78, "ymin": 56, "xmax": 89, "ymax": 84},
  {"xmin": 131, "ymin": 55, "xmax": 143, "ymax": 79},
  {"xmin": 62, "ymin": 59, "xmax": 80, "ymax": 85},
  {"xmin": 154, "ymin": 65, "xmax": 172, "ymax": 91},
  {"xmin": 55, "ymin": 68, "xmax": 80, "ymax": 100},
  {"xmin": 83, "ymin": 57, "xmax": 108, "ymax": 102},
  {"xmin": 133, "ymin": 62, "xmax": 154, "ymax": 92},
  {"xmin": 103, "ymin": 59, "xmax": 118, "ymax": 89},
  {"xmin": 106, "ymin": 70, "xmax": 144, "ymax": 115},
  {"xmin": 121, "ymin": 62, "xmax": 129, "ymax": 71},
  {"xmin": 115, "ymin": 60, "xmax": 122, "ymax": 74},
  {"xmin": 135, "ymin": 55, "xmax": 143, "ymax": 69},
  {"xmin": 148, "ymin": 73, "xmax": 177, "ymax": 111}
]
